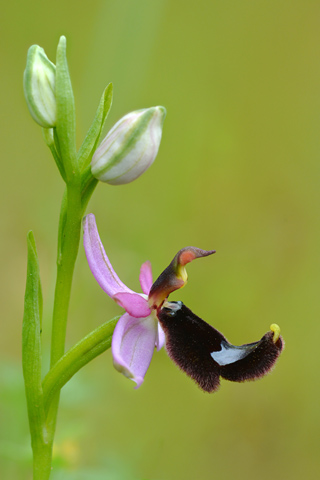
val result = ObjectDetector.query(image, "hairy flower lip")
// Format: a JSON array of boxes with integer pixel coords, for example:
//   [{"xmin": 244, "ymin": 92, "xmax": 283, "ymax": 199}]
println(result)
[{"xmin": 157, "ymin": 301, "xmax": 284, "ymax": 393}]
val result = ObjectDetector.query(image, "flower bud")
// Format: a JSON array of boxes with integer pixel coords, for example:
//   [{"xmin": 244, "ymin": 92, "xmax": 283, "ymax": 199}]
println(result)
[
  {"xmin": 23, "ymin": 45, "xmax": 56, "ymax": 128},
  {"xmin": 91, "ymin": 106, "xmax": 166, "ymax": 185}
]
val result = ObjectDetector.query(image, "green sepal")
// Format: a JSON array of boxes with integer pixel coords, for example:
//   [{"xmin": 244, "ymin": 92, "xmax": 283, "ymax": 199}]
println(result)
[
  {"xmin": 42, "ymin": 128, "xmax": 66, "ymax": 182},
  {"xmin": 42, "ymin": 316, "xmax": 119, "ymax": 414},
  {"xmin": 55, "ymin": 36, "xmax": 78, "ymax": 181},
  {"xmin": 22, "ymin": 231, "xmax": 47, "ymax": 447},
  {"xmin": 78, "ymin": 83, "xmax": 113, "ymax": 171}
]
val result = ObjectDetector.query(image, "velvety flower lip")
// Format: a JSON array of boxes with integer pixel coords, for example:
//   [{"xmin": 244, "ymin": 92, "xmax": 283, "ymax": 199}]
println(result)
[
  {"xmin": 157, "ymin": 301, "xmax": 284, "ymax": 393},
  {"xmin": 83, "ymin": 213, "xmax": 164, "ymax": 388}
]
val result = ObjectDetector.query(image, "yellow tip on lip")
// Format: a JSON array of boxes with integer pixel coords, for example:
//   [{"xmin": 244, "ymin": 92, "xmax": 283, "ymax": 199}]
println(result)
[{"xmin": 270, "ymin": 323, "xmax": 281, "ymax": 343}]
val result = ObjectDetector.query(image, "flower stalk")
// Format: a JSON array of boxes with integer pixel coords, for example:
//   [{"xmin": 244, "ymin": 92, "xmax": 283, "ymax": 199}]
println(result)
[
  {"xmin": 22, "ymin": 32, "xmax": 282, "ymax": 480},
  {"xmin": 22, "ymin": 34, "xmax": 166, "ymax": 479},
  {"xmin": 50, "ymin": 182, "xmax": 82, "ymax": 367},
  {"xmin": 45, "ymin": 180, "xmax": 82, "ymax": 444}
]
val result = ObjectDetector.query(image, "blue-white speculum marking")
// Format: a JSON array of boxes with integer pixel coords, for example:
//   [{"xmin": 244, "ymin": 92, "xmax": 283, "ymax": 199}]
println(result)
[{"xmin": 210, "ymin": 341, "xmax": 258, "ymax": 366}]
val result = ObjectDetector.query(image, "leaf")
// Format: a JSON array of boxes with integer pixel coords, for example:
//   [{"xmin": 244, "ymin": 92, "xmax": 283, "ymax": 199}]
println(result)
[
  {"xmin": 22, "ymin": 231, "xmax": 47, "ymax": 446},
  {"xmin": 78, "ymin": 83, "xmax": 113, "ymax": 169},
  {"xmin": 42, "ymin": 316, "xmax": 119, "ymax": 414},
  {"xmin": 55, "ymin": 36, "xmax": 78, "ymax": 179}
]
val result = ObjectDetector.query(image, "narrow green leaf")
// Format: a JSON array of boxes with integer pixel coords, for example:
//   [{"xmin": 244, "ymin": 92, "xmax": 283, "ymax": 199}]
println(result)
[
  {"xmin": 22, "ymin": 231, "xmax": 47, "ymax": 447},
  {"xmin": 55, "ymin": 36, "xmax": 78, "ymax": 180},
  {"xmin": 43, "ymin": 316, "xmax": 119, "ymax": 414},
  {"xmin": 78, "ymin": 83, "xmax": 113, "ymax": 169}
]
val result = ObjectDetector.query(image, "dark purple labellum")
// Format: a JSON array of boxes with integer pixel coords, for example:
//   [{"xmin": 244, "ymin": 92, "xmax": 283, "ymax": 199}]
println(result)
[{"xmin": 157, "ymin": 302, "xmax": 284, "ymax": 393}]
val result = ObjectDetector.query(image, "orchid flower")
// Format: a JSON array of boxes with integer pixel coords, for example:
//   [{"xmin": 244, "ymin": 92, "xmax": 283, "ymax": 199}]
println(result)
[
  {"xmin": 83, "ymin": 214, "xmax": 283, "ymax": 392},
  {"xmin": 83, "ymin": 213, "xmax": 164, "ymax": 388}
]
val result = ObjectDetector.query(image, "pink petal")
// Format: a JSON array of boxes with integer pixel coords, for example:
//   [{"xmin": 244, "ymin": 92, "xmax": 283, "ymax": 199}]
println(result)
[
  {"xmin": 113, "ymin": 292, "xmax": 151, "ymax": 318},
  {"xmin": 139, "ymin": 261, "xmax": 153, "ymax": 295},
  {"xmin": 112, "ymin": 313, "xmax": 158, "ymax": 388},
  {"xmin": 83, "ymin": 214, "xmax": 135, "ymax": 297},
  {"xmin": 155, "ymin": 323, "xmax": 165, "ymax": 351}
]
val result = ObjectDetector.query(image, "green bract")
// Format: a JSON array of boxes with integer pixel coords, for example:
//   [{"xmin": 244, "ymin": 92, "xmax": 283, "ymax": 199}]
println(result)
[
  {"xmin": 91, "ymin": 106, "xmax": 166, "ymax": 185},
  {"xmin": 23, "ymin": 45, "xmax": 56, "ymax": 128}
]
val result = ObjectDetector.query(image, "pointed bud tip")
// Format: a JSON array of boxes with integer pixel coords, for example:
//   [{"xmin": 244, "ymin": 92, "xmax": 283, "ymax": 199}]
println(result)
[
  {"xmin": 58, "ymin": 35, "xmax": 67, "ymax": 47},
  {"xmin": 153, "ymin": 105, "xmax": 166, "ymax": 119}
]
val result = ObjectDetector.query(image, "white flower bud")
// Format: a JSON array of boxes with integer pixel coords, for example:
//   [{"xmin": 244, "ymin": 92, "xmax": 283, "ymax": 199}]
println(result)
[
  {"xmin": 23, "ymin": 45, "xmax": 56, "ymax": 128},
  {"xmin": 91, "ymin": 106, "xmax": 166, "ymax": 185}
]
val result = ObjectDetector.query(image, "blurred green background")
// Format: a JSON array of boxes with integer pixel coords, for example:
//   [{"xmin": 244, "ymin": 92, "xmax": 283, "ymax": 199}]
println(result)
[{"xmin": 1, "ymin": 0, "xmax": 319, "ymax": 479}]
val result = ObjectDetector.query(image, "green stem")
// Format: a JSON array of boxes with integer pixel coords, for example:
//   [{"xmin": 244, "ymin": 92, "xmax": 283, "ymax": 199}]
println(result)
[
  {"xmin": 50, "ymin": 181, "xmax": 82, "ymax": 367},
  {"xmin": 47, "ymin": 179, "xmax": 82, "ymax": 441},
  {"xmin": 43, "ymin": 316, "xmax": 119, "ymax": 414},
  {"xmin": 33, "ymin": 442, "xmax": 53, "ymax": 480},
  {"xmin": 32, "ymin": 171, "xmax": 99, "ymax": 478}
]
